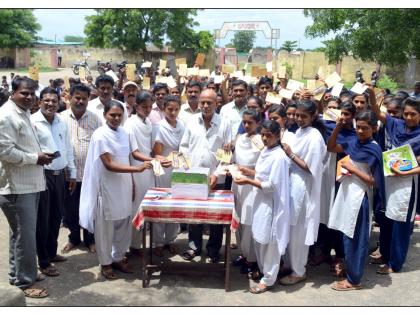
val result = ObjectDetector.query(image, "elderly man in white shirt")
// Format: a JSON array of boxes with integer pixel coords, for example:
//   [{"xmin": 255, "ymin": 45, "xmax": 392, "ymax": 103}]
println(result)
[
  {"xmin": 178, "ymin": 80, "xmax": 202, "ymax": 126},
  {"xmin": 31, "ymin": 87, "xmax": 77, "ymax": 277},
  {"xmin": 87, "ymin": 74, "xmax": 128, "ymax": 125},
  {"xmin": 220, "ymin": 79, "xmax": 248, "ymax": 139},
  {"xmin": 179, "ymin": 89, "xmax": 232, "ymax": 263},
  {"xmin": 0, "ymin": 77, "xmax": 54, "ymax": 298}
]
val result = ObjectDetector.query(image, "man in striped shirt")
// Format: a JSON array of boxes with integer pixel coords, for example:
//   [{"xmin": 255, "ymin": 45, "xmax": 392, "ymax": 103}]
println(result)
[
  {"xmin": 60, "ymin": 84, "xmax": 102, "ymax": 254},
  {"xmin": 0, "ymin": 76, "xmax": 54, "ymax": 298}
]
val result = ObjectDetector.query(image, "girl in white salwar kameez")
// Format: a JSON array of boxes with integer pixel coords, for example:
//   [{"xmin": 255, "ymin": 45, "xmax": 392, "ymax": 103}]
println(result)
[
  {"xmin": 279, "ymin": 100, "xmax": 326, "ymax": 285},
  {"xmin": 152, "ymin": 95, "xmax": 185, "ymax": 256},
  {"xmin": 79, "ymin": 101, "xmax": 152, "ymax": 280},
  {"xmin": 124, "ymin": 91, "xmax": 165, "ymax": 254},
  {"xmin": 231, "ymin": 109, "xmax": 263, "ymax": 274},
  {"xmin": 234, "ymin": 120, "xmax": 291, "ymax": 294}
]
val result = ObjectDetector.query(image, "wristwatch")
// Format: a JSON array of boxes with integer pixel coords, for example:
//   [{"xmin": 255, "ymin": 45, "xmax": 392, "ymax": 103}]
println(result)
[{"xmin": 290, "ymin": 153, "xmax": 296, "ymax": 160}]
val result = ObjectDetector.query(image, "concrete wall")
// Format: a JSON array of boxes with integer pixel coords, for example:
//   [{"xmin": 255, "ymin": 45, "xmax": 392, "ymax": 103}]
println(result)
[{"xmin": 274, "ymin": 50, "xmax": 419, "ymax": 86}]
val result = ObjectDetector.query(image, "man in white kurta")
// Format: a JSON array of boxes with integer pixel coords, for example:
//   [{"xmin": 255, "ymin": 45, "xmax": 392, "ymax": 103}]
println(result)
[
  {"xmin": 179, "ymin": 89, "xmax": 232, "ymax": 261},
  {"xmin": 87, "ymin": 75, "xmax": 128, "ymax": 125}
]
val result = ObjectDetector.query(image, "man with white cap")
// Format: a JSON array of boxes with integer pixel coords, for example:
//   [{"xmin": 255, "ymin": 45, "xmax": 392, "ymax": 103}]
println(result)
[{"xmin": 123, "ymin": 81, "xmax": 139, "ymax": 118}]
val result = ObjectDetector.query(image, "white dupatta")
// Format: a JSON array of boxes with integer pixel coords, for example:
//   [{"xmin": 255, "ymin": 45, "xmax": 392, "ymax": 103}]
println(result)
[
  {"xmin": 252, "ymin": 145, "xmax": 291, "ymax": 255},
  {"xmin": 289, "ymin": 126, "xmax": 326, "ymax": 245},
  {"xmin": 79, "ymin": 125, "xmax": 134, "ymax": 233}
]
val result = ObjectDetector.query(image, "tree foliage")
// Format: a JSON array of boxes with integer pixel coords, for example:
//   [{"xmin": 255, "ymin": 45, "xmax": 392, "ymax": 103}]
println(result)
[
  {"xmin": 0, "ymin": 9, "xmax": 40, "ymax": 48},
  {"xmin": 280, "ymin": 40, "xmax": 298, "ymax": 52},
  {"xmin": 84, "ymin": 9, "xmax": 203, "ymax": 52},
  {"xmin": 64, "ymin": 35, "xmax": 84, "ymax": 42},
  {"xmin": 304, "ymin": 9, "xmax": 420, "ymax": 65},
  {"xmin": 230, "ymin": 31, "xmax": 256, "ymax": 53}
]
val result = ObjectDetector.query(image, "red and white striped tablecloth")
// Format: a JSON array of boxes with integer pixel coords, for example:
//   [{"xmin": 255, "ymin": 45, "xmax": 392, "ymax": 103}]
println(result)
[{"xmin": 132, "ymin": 188, "xmax": 239, "ymax": 232}]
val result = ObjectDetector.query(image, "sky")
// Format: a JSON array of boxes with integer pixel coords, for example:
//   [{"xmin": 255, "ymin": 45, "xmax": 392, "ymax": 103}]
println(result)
[{"xmin": 33, "ymin": 9, "xmax": 326, "ymax": 50}]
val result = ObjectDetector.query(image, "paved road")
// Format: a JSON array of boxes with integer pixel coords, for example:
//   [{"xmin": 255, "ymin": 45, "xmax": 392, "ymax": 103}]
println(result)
[{"xmin": 0, "ymin": 210, "xmax": 419, "ymax": 306}]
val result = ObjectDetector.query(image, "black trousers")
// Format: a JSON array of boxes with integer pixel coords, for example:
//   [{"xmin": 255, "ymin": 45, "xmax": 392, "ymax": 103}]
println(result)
[
  {"xmin": 188, "ymin": 183, "xmax": 225, "ymax": 258},
  {"xmin": 36, "ymin": 170, "xmax": 65, "ymax": 268},
  {"xmin": 63, "ymin": 182, "xmax": 94, "ymax": 247}
]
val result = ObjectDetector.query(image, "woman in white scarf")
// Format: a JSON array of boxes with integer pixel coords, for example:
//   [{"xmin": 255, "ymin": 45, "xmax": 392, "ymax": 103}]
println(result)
[
  {"xmin": 151, "ymin": 95, "xmax": 185, "ymax": 256},
  {"xmin": 279, "ymin": 100, "xmax": 326, "ymax": 285},
  {"xmin": 234, "ymin": 120, "xmax": 290, "ymax": 294},
  {"xmin": 79, "ymin": 101, "xmax": 152, "ymax": 280},
  {"xmin": 124, "ymin": 91, "xmax": 161, "ymax": 253},
  {"xmin": 232, "ymin": 109, "xmax": 263, "ymax": 274}
]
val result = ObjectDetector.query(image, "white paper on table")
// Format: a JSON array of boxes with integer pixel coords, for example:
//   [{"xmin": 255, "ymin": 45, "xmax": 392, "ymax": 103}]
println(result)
[
  {"xmin": 286, "ymin": 79, "xmax": 304, "ymax": 91},
  {"xmin": 331, "ymin": 82, "xmax": 344, "ymax": 97},
  {"xmin": 324, "ymin": 71, "xmax": 342, "ymax": 88},
  {"xmin": 106, "ymin": 70, "xmax": 119, "ymax": 82},
  {"xmin": 279, "ymin": 88, "xmax": 295, "ymax": 99},
  {"xmin": 141, "ymin": 61, "xmax": 152, "ymax": 68},
  {"xmin": 350, "ymin": 82, "xmax": 368, "ymax": 95}
]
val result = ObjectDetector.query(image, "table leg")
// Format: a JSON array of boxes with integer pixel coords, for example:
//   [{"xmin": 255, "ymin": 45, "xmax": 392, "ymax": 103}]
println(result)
[
  {"xmin": 224, "ymin": 225, "xmax": 231, "ymax": 292},
  {"xmin": 142, "ymin": 225, "xmax": 147, "ymax": 288},
  {"xmin": 149, "ymin": 222, "xmax": 153, "ymax": 266}
]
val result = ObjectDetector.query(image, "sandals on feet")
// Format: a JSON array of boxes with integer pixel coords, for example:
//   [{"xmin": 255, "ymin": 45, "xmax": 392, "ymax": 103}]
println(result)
[
  {"xmin": 153, "ymin": 246, "xmax": 164, "ymax": 257},
  {"xmin": 376, "ymin": 264, "xmax": 394, "ymax": 275},
  {"xmin": 101, "ymin": 265, "xmax": 117, "ymax": 280},
  {"xmin": 182, "ymin": 249, "xmax": 196, "ymax": 261},
  {"xmin": 249, "ymin": 283, "xmax": 272, "ymax": 294},
  {"xmin": 331, "ymin": 280, "xmax": 362, "ymax": 291},
  {"xmin": 61, "ymin": 242, "xmax": 76, "ymax": 254},
  {"xmin": 167, "ymin": 243, "xmax": 178, "ymax": 255},
  {"xmin": 23, "ymin": 286, "xmax": 49, "ymax": 299},
  {"xmin": 88, "ymin": 244, "xmax": 96, "ymax": 254},
  {"xmin": 112, "ymin": 260, "xmax": 133, "ymax": 274},
  {"xmin": 40, "ymin": 265, "xmax": 60, "ymax": 277}
]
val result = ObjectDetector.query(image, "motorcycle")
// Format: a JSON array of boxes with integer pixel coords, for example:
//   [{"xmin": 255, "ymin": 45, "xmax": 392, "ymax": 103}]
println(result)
[
  {"xmin": 71, "ymin": 58, "xmax": 91, "ymax": 76},
  {"xmin": 97, "ymin": 60, "xmax": 113, "ymax": 74}
]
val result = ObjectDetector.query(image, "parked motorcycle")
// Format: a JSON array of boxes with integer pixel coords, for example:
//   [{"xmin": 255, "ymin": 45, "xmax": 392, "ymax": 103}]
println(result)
[
  {"xmin": 71, "ymin": 58, "xmax": 91, "ymax": 76},
  {"xmin": 97, "ymin": 60, "xmax": 113, "ymax": 74}
]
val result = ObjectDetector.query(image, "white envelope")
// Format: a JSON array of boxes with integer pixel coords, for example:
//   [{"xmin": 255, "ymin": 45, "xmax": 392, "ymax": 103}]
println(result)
[
  {"xmin": 350, "ymin": 82, "xmax": 368, "ymax": 94},
  {"xmin": 279, "ymin": 88, "xmax": 294, "ymax": 99},
  {"xmin": 331, "ymin": 83, "xmax": 344, "ymax": 97},
  {"xmin": 286, "ymin": 79, "xmax": 304, "ymax": 91},
  {"xmin": 214, "ymin": 75, "xmax": 224, "ymax": 84},
  {"xmin": 105, "ymin": 70, "xmax": 119, "ymax": 82},
  {"xmin": 324, "ymin": 71, "xmax": 342, "ymax": 88},
  {"xmin": 266, "ymin": 61, "xmax": 273, "ymax": 72},
  {"xmin": 141, "ymin": 61, "xmax": 152, "ymax": 68}
]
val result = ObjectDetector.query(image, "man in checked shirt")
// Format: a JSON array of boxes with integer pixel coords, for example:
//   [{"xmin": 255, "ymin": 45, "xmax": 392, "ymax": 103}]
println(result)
[{"xmin": 60, "ymin": 84, "xmax": 102, "ymax": 254}]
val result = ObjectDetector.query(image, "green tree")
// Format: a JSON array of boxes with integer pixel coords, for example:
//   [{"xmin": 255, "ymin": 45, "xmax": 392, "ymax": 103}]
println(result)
[
  {"xmin": 64, "ymin": 35, "xmax": 84, "ymax": 42},
  {"xmin": 230, "ymin": 31, "xmax": 256, "ymax": 53},
  {"xmin": 304, "ymin": 9, "xmax": 420, "ymax": 65},
  {"xmin": 0, "ymin": 9, "xmax": 40, "ymax": 48},
  {"xmin": 84, "ymin": 9, "xmax": 199, "ymax": 52},
  {"xmin": 280, "ymin": 40, "xmax": 298, "ymax": 52},
  {"xmin": 170, "ymin": 29, "xmax": 214, "ymax": 54}
]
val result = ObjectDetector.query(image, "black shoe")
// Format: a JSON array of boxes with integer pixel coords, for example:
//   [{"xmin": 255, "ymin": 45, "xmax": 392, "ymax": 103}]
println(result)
[
  {"xmin": 240, "ymin": 263, "xmax": 252, "ymax": 274},
  {"xmin": 206, "ymin": 255, "xmax": 220, "ymax": 263},
  {"xmin": 232, "ymin": 255, "xmax": 247, "ymax": 267}
]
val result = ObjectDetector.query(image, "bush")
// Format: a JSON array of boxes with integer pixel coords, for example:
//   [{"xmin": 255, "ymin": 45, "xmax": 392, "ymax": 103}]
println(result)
[{"xmin": 377, "ymin": 74, "xmax": 398, "ymax": 93}]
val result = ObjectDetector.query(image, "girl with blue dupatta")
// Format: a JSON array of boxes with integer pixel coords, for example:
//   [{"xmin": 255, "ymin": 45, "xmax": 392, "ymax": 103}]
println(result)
[
  {"xmin": 327, "ymin": 110, "xmax": 386, "ymax": 291},
  {"xmin": 371, "ymin": 96, "xmax": 420, "ymax": 275}
]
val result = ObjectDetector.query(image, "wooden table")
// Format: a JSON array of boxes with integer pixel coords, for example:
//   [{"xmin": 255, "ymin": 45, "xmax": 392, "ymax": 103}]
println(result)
[{"xmin": 132, "ymin": 188, "xmax": 239, "ymax": 292}]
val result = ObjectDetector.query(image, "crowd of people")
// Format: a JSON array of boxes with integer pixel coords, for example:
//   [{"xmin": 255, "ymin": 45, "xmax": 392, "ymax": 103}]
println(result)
[{"xmin": 0, "ymin": 64, "xmax": 419, "ymax": 299}]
